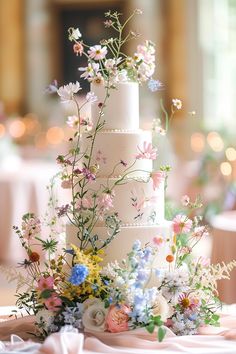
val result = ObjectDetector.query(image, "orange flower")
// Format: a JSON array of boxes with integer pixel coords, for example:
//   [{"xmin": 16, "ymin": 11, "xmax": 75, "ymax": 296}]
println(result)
[
  {"xmin": 29, "ymin": 251, "xmax": 40, "ymax": 263},
  {"xmin": 166, "ymin": 254, "xmax": 174, "ymax": 263},
  {"xmin": 73, "ymin": 42, "xmax": 84, "ymax": 56}
]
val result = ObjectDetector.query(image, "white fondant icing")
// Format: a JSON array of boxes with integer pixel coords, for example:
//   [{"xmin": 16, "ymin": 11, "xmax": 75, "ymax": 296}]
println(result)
[
  {"xmin": 91, "ymin": 82, "xmax": 139, "ymax": 131},
  {"xmin": 78, "ymin": 176, "xmax": 165, "ymax": 225},
  {"xmin": 82, "ymin": 130, "xmax": 153, "ymax": 176},
  {"xmin": 66, "ymin": 221, "xmax": 173, "ymax": 269}
]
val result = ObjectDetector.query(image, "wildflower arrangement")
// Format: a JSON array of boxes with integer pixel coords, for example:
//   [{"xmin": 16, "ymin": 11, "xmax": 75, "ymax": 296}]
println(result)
[{"xmin": 9, "ymin": 10, "xmax": 236, "ymax": 343}]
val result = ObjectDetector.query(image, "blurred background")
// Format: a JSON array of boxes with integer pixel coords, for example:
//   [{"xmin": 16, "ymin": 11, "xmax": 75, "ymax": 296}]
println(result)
[{"xmin": 0, "ymin": 0, "xmax": 236, "ymax": 304}]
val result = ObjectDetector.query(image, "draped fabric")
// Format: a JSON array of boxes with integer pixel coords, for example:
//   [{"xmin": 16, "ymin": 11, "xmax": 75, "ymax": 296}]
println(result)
[{"xmin": 0, "ymin": 313, "xmax": 236, "ymax": 353}]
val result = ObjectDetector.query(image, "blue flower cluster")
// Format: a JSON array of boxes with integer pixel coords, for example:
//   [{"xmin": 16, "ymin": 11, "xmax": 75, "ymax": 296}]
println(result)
[{"xmin": 69, "ymin": 264, "xmax": 89, "ymax": 285}]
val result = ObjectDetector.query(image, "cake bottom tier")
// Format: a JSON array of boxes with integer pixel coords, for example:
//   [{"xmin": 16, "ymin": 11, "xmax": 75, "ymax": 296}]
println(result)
[{"xmin": 66, "ymin": 220, "xmax": 173, "ymax": 268}]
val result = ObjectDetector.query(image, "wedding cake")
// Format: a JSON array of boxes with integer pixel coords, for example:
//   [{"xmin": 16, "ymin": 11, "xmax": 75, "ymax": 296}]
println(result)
[{"xmin": 67, "ymin": 81, "xmax": 173, "ymax": 265}]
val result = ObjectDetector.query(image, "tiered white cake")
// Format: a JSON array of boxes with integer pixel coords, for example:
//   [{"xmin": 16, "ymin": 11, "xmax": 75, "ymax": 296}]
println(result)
[{"xmin": 67, "ymin": 82, "xmax": 173, "ymax": 265}]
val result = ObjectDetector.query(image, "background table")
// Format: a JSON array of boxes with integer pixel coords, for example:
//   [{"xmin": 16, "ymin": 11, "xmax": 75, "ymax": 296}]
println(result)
[
  {"xmin": 211, "ymin": 211, "xmax": 236, "ymax": 304},
  {"xmin": 0, "ymin": 160, "xmax": 60, "ymax": 263}
]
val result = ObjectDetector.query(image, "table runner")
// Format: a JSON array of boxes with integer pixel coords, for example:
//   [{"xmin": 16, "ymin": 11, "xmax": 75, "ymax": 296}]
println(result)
[{"xmin": 0, "ymin": 313, "xmax": 236, "ymax": 353}]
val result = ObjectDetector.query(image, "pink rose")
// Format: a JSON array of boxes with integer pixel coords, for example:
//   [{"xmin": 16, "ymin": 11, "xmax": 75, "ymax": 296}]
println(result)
[
  {"xmin": 44, "ymin": 293, "xmax": 62, "ymax": 312},
  {"xmin": 106, "ymin": 305, "xmax": 130, "ymax": 333},
  {"xmin": 38, "ymin": 276, "xmax": 54, "ymax": 291},
  {"xmin": 61, "ymin": 179, "xmax": 72, "ymax": 189}
]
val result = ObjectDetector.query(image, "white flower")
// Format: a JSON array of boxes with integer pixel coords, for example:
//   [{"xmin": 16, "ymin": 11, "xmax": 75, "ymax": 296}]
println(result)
[
  {"xmin": 133, "ymin": 52, "xmax": 144, "ymax": 62},
  {"xmin": 152, "ymin": 294, "xmax": 172, "ymax": 322},
  {"xmin": 36, "ymin": 309, "xmax": 55, "ymax": 330},
  {"xmin": 88, "ymin": 45, "xmax": 108, "ymax": 60},
  {"xmin": 117, "ymin": 69, "xmax": 128, "ymax": 82},
  {"xmin": 69, "ymin": 28, "xmax": 82, "ymax": 41},
  {"xmin": 57, "ymin": 82, "xmax": 81, "ymax": 102},
  {"xmin": 86, "ymin": 91, "xmax": 97, "ymax": 103},
  {"xmin": 104, "ymin": 58, "xmax": 116, "ymax": 70},
  {"xmin": 67, "ymin": 115, "xmax": 79, "ymax": 128},
  {"xmin": 172, "ymin": 98, "xmax": 182, "ymax": 110},
  {"xmin": 79, "ymin": 63, "xmax": 99, "ymax": 79},
  {"xmin": 92, "ymin": 73, "xmax": 104, "ymax": 85},
  {"xmin": 82, "ymin": 298, "xmax": 108, "ymax": 332}
]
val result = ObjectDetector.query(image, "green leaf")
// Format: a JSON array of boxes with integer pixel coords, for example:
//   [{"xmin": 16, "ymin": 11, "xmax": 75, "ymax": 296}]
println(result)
[
  {"xmin": 146, "ymin": 321, "xmax": 155, "ymax": 334},
  {"xmin": 158, "ymin": 326, "xmax": 166, "ymax": 342},
  {"xmin": 153, "ymin": 315, "xmax": 163, "ymax": 326},
  {"xmin": 40, "ymin": 289, "xmax": 53, "ymax": 299}
]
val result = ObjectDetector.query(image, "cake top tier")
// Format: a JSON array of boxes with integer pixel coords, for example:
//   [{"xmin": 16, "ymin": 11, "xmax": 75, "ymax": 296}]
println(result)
[{"xmin": 91, "ymin": 82, "xmax": 139, "ymax": 131}]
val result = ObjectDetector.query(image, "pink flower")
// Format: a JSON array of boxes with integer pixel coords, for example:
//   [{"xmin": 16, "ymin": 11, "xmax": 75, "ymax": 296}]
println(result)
[
  {"xmin": 61, "ymin": 179, "xmax": 72, "ymax": 189},
  {"xmin": 172, "ymin": 214, "xmax": 192, "ymax": 234},
  {"xmin": 38, "ymin": 276, "xmax": 54, "ymax": 291},
  {"xmin": 136, "ymin": 141, "xmax": 157, "ymax": 160},
  {"xmin": 73, "ymin": 42, "xmax": 84, "ymax": 56},
  {"xmin": 153, "ymin": 236, "xmax": 164, "ymax": 246},
  {"xmin": 106, "ymin": 305, "xmax": 130, "ymax": 333},
  {"xmin": 44, "ymin": 293, "xmax": 62, "ymax": 312},
  {"xmin": 150, "ymin": 171, "xmax": 164, "ymax": 190},
  {"xmin": 98, "ymin": 193, "xmax": 114, "ymax": 212},
  {"xmin": 88, "ymin": 45, "xmax": 107, "ymax": 60}
]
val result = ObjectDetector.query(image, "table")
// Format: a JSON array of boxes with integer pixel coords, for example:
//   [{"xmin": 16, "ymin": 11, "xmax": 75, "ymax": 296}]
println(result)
[
  {"xmin": 0, "ymin": 306, "xmax": 236, "ymax": 353},
  {"xmin": 0, "ymin": 160, "xmax": 61, "ymax": 263},
  {"xmin": 211, "ymin": 211, "xmax": 236, "ymax": 304}
]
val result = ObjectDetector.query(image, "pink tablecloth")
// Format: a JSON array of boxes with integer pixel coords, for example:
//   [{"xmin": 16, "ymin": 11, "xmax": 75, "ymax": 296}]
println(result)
[
  {"xmin": 0, "ymin": 309, "xmax": 236, "ymax": 354},
  {"xmin": 0, "ymin": 161, "xmax": 61, "ymax": 263}
]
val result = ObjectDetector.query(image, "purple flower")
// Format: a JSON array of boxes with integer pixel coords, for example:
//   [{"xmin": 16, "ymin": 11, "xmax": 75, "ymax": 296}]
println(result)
[
  {"xmin": 82, "ymin": 168, "xmax": 96, "ymax": 181},
  {"xmin": 44, "ymin": 80, "xmax": 58, "ymax": 94},
  {"xmin": 56, "ymin": 204, "xmax": 70, "ymax": 217},
  {"xmin": 69, "ymin": 264, "xmax": 89, "ymax": 285},
  {"xmin": 148, "ymin": 79, "xmax": 164, "ymax": 92}
]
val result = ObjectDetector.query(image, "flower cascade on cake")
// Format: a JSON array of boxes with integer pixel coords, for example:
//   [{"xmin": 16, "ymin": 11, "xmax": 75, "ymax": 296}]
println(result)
[{"xmin": 10, "ymin": 9, "xmax": 236, "ymax": 342}]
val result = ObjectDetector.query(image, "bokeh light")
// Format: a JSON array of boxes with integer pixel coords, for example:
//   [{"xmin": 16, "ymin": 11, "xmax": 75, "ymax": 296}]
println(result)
[
  {"xmin": 190, "ymin": 132, "xmax": 205, "ymax": 152},
  {"xmin": 46, "ymin": 126, "xmax": 64, "ymax": 145},
  {"xmin": 207, "ymin": 131, "xmax": 224, "ymax": 152},
  {"xmin": 220, "ymin": 161, "xmax": 232, "ymax": 176},
  {"xmin": 0, "ymin": 123, "xmax": 6, "ymax": 137},
  {"xmin": 8, "ymin": 119, "xmax": 26, "ymax": 138},
  {"xmin": 225, "ymin": 147, "xmax": 236, "ymax": 161}
]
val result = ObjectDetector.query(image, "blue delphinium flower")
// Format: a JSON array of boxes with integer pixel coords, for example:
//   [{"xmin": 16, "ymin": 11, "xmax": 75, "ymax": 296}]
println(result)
[
  {"xmin": 148, "ymin": 79, "xmax": 164, "ymax": 92},
  {"xmin": 69, "ymin": 264, "xmax": 89, "ymax": 285}
]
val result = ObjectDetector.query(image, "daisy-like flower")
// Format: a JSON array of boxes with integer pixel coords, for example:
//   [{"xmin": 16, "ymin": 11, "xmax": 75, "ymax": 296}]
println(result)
[
  {"xmin": 92, "ymin": 72, "xmax": 105, "ymax": 85},
  {"xmin": 88, "ymin": 45, "xmax": 108, "ymax": 60},
  {"xmin": 86, "ymin": 91, "xmax": 97, "ymax": 103},
  {"xmin": 38, "ymin": 276, "xmax": 54, "ymax": 291},
  {"xmin": 57, "ymin": 82, "xmax": 81, "ymax": 102},
  {"xmin": 172, "ymin": 98, "xmax": 182, "ymax": 110},
  {"xmin": 172, "ymin": 214, "xmax": 192, "ymax": 234},
  {"xmin": 136, "ymin": 141, "xmax": 157, "ymax": 160},
  {"xmin": 79, "ymin": 63, "xmax": 99, "ymax": 79},
  {"xmin": 67, "ymin": 115, "xmax": 79, "ymax": 128},
  {"xmin": 68, "ymin": 27, "xmax": 82, "ymax": 41}
]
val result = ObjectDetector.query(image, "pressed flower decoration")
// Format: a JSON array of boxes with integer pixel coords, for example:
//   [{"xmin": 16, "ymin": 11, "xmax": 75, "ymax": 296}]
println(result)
[{"xmin": 4, "ymin": 9, "xmax": 235, "ymax": 344}]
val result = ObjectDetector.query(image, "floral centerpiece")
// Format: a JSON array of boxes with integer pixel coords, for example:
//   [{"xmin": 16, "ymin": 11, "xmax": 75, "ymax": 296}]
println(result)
[{"xmin": 5, "ymin": 10, "xmax": 236, "ymax": 342}]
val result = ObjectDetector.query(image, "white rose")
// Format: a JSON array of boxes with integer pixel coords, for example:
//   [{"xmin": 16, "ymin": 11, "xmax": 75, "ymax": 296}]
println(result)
[
  {"xmin": 152, "ymin": 295, "xmax": 172, "ymax": 322},
  {"xmin": 82, "ymin": 298, "xmax": 108, "ymax": 332}
]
